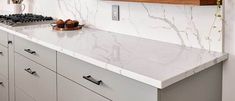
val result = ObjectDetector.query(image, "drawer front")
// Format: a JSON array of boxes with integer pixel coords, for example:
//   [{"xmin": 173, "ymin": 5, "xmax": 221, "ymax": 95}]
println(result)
[
  {"xmin": 0, "ymin": 75, "xmax": 8, "ymax": 101},
  {"xmin": 57, "ymin": 53, "xmax": 158, "ymax": 101},
  {"xmin": 0, "ymin": 45, "xmax": 8, "ymax": 78},
  {"xmin": 0, "ymin": 30, "xmax": 8, "ymax": 47},
  {"xmin": 15, "ymin": 37, "xmax": 56, "ymax": 71},
  {"xmin": 58, "ymin": 75, "xmax": 111, "ymax": 101},
  {"xmin": 15, "ymin": 53, "xmax": 56, "ymax": 101}
]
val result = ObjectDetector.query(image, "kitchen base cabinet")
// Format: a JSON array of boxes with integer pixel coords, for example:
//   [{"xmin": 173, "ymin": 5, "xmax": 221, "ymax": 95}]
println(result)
[
  {"xmin": 15, "ymin": 53, "xmax": 56, "ymax": 101},
  {"xmin": 0, "ymin": 75, "xmax": 8, "ymax": 101},
  {"xmin": 58, "ymin": 75, "xmax": 111, "ymax": 101}
]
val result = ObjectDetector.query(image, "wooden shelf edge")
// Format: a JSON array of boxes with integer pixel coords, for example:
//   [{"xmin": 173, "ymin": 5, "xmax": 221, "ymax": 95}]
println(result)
[{"xmin": 103, "ymin": 0, "xmax": 222, "ymax": 6}]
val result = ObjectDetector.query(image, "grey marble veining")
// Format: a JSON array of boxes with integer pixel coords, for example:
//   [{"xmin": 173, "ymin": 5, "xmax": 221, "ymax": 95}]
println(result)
[{"xmin": 0, "ymin": 24, "xmax": 228, "ymax": 88}]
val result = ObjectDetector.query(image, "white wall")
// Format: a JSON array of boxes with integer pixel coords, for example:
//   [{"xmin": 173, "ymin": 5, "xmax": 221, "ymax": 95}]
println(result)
[
  {"xmin": 223, "ymin": 0, "xmax": 235, "ymax": 101},
  {"xmin": 0, "ymin": 0, "xmax": 223, "ymax": 52}
]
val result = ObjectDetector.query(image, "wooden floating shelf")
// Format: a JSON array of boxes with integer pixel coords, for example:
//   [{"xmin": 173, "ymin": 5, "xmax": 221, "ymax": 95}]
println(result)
[{"xmin": 105, "ymin": 0, "xmax": 221, "ymax": 5}]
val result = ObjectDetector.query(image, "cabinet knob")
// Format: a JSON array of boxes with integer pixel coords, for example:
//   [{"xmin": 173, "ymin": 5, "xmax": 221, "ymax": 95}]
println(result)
[
  {"xmin": 24, "ymin": 68, "xmax": 37, "ymax": 75},
  {"xmin": 8, "ymin": 41, "xmax": 12, "ymax": 44},
  {"xmin": 0, "ymin": 82, "xmax": 3, "ymax": 85},
  {"xmin": 0, "ymin": 52, "xmax": 2, "ymax": 55},
  {"xmin": 24, "ymin": 49, "xmax": 36, "ymax": 55},
  {"xmin": 83, "ymin": 75, "xmax": 102, "ymax": 85}
]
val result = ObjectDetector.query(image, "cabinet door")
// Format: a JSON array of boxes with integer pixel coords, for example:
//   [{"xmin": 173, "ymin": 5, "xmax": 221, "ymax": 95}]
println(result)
[
  {"xmin": 0, "ymin": 75, "xmax": 8, "ymax": 101},
  {"xmin": 0, "ymin": 45, "xmax": 8, "ymax": 78},
  {"xmin": 58, "ymin": 75, "xmax": 111, "ymax": 101},
  {"xmin": 15, "ymin": 53, "xmax": 56, "ymax": 101}
]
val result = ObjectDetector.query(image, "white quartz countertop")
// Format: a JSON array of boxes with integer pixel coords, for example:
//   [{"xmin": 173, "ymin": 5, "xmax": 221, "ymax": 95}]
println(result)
[{"xmin": 0, "ymin": 24, "xmax": 228, "ymax": 89}]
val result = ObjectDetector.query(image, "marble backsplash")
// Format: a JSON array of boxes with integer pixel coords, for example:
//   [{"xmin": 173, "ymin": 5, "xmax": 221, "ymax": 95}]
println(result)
[{"xmin": 0, "ymin": 0, "xmax": 222, "ymax": 52}]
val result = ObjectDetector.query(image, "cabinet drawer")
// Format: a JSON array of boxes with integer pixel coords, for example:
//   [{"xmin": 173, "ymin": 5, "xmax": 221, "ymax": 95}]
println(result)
[
  {"xmin": 15, "ymin": 37, "xmax": 56, "ymax": 71},
  {"xmin": 0, "ymin": 75, "xmax": 8, "ymax": 101},
  {"xmin": 57, "ymin": 53, "xmax": 158, "ymax": 101},
  {"xmin": 0, "ymin": 30, "xmax": 8, "ymax": 47},
  {"xmin": 15, "ymin": 53, "xmax": 56, "ymax": 101},
  {"xmin": 0, "ymin": 45, "xmax": 8, "ymax": 78},
  {"xmin": 58, "ymin": 75, "xmax": 111, "ymax": 101}
]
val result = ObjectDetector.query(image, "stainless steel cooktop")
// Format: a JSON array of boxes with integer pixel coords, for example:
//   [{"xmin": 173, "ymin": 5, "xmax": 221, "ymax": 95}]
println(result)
[{"xmin": 0, "ymin": 13, "xmax": 54, "ymax": 27}]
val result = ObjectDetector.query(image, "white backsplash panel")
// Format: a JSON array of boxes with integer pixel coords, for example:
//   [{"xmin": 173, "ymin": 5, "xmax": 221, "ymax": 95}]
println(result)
[{"xmin": 1, "ymin": 0, "xmax": 222, "ymax": 52}]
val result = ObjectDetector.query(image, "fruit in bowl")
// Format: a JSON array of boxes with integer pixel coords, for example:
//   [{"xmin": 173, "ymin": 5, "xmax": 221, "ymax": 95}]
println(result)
[
  {"xmin": 73, "ymin": 20, "xmax": 79, "ymax": 27},
  {"xmin": 65, "ymin": 20, "xmax": 74, "ymax": 28},
  {"xmin": 55, "ymin": 19, "xmax": 65, "ymax": 28},
  {"xmin": 53, "ymin": 19, "xmax": 82, "ymax": 31},
  {"xmin": 55, "ymin": 19, "xmax": 80, "ymax": 28}
]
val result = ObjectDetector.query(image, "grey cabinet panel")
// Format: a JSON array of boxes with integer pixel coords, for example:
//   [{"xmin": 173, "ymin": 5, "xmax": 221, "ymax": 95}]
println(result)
[
  {"xmin": 15, "ymin": 36, "xmax": 56, "ymax": 71},
  {"xmin": 15, "ymin": 53, "xmax": 56, "ymax": 101}
]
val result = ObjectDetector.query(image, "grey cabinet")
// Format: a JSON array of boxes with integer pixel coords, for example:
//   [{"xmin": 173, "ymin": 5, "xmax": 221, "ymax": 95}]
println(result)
[{"xmin": 15, "ymin": 53, "xmax": 56, "ymax": 101}]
